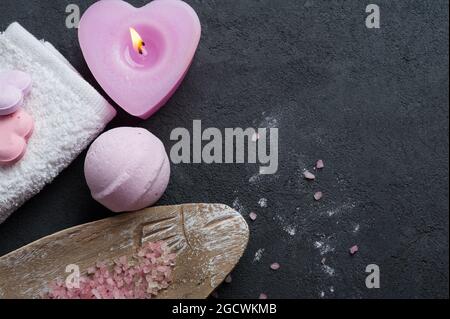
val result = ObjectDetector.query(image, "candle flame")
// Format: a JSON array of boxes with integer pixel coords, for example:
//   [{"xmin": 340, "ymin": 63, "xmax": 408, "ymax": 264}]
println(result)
[{"xmin": 129, "ymin": 27, "xmax": 147, "ymax": 55}]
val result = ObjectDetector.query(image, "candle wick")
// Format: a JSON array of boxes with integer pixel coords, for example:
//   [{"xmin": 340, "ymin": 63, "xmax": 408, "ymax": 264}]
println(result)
[{"xmin": 139, "ymin": 43, "xmax": 148, "ymax": 56}]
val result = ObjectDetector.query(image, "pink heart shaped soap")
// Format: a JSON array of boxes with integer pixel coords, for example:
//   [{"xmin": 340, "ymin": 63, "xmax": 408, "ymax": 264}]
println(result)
[
  {"xmin": 0, "ymin": 109, "xmax": 34, "ymax": 165},
  {"xmin": 0, "ymin": 84, "xmax": 23, "ymax": 116},
  {"xmin": 0, "ymin": 70, "xmax": 33, "ymax": 96},
  {"xmin": 78, "ymin": 0, "xmax": 201, "ymax": 119},
  {"xmin": 0, "ymin": 70, "xmax": 32, "ymax": 116}
]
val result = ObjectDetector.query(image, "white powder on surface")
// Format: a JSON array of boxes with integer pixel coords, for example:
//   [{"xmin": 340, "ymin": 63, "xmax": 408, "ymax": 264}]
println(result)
[
  {"xmin": 248, "ymin": 173, "xmax": 260, "ymax": 184},
  {"xmin": 258, "ymin": 198, "xmax": 268, "ymax": 208},
  {"xmin": 322, "ymin": 202, "xmax": 356, "ymax": 217},
  {"xmin": 274, "ymin": 214, "xmax": 297, "ymax": 237},
  {"xmin": 321, "ymin": 264, "xmax": 335, "ymax": 276},
  {"xmin": 314, "ymin": 241, "xmax": 335, "ymax": 255},
  {"xmin": 284, "ymin": 225, "xmax": 296, "ymax": 236},
  {"xmin": 253, "ymin": 248, "xmax": 265, "ymax": 262}
]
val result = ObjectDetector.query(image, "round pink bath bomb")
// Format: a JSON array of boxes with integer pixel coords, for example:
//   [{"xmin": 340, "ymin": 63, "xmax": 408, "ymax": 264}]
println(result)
[{"xmin": 84, "ymin": 127, "xmax": 170, "ymax": 212}]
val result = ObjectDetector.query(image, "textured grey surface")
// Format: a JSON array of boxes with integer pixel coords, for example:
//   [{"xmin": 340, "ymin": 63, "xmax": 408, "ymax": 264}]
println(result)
[{"xmin": 0, "ymin": 0, "xmax": 448, "ymax": 298}]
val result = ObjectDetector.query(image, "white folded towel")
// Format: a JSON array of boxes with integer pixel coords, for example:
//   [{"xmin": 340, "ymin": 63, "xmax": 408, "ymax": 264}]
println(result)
[{"xmin": 0, "ymin": 22, "xmax": 116, "ymax": 224}]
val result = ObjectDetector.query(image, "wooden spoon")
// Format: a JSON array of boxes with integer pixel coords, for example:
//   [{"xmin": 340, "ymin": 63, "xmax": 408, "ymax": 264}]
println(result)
[{"xmin": 0, "ymin": 203, "xmax": 249, "ymax": 299}]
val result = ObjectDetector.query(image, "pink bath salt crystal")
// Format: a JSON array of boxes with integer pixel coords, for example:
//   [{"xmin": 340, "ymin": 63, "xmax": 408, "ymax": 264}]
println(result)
[
  {"xmin": 314, "ymin": 191, "xmax": 323, "ymax": 201},
  {"xmin": 116, "ymin": 278, "xmax": 124, "ymax": 288},
  {"xmin": 80, "ymin": 287, "xmax": 92, "ymax": 299},
  {"xmin": 157, "ymin": 265, "xmax": 169, "ymax": 272},
  {"xmin": 91, "ymin": 289, "xmax": 102, "ymax": 299},
  {"xmin": 161, "ymin": 281, "xmax": 169, "ymax": 289},
  {"xmin": 224, "ymin": 275, "xmax": 232, "ymax": 284},
  {"xmin": 128, "ymin": 268, "xmax": 137, "ymax": 276},
  {"xmin": 96, "ymin": 261, "xmax": 106, "ymax": 269},
  {"xmin": 66, "ymin": 289, "xmax": 78, "ymax": 299},
  {"xmin": 270, "ymin": 263, "xmax": 280, "ymax": 270},
  {"xmin": 142, "ymin": 265, "xmax": 152, "ymax": 274},
  {"xmin": 303, "ymin": 170, "xmax": 316, "ymax": 180},
  {"xmin": 113, "ymin": 289, "xmax": 123, "ymax": 299},
  {"xmin": 349, "ymin": 245, "xmax": 359, "ymax": 255},
  {"xmin": 124, "ymin": 289, "xmax": 133, "ymax": 298},
  {"xmin": 102, "ymin": 269, "xmax": 110, "ymax": 278},
  {"xmin": 124, "ymin": 275, "xmax": 133, "ymax": 285},
  {"xmin": 44, "ymin": 241, "xmax": 176, "ymax": 299},
  {"xmin": 259, "ymin": 293, "xmax": 268, "ymax": 299},
  {"xmin": 119, "ymin": 256, "xmax": 128, "ymax": 266},
  {"xmin": 316, "ymin": 160, "xmax": 324, "ymax": 169},
  {"xmin": 168, "ymin": 253, "xmax": 177, "ymax": 260},
  {"xmin": 142, "ymin": 258, "xmax": 151, "ymax": 265},
  {"xmin": 97, "ymin": 276, "xmax": 105, "ymax": 285},
  {"xmin": 98, "ymin": 285, "xmax": 109, "ymax": 297},
  {"xmin": 249, "ymin": 212, "xmax": 257, "ymax": 221}
]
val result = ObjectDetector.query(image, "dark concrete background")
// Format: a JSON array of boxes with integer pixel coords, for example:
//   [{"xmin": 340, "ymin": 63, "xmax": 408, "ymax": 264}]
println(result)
[{"xmin": 0, "ymin": 0, "xmax": 448, "ymax": 298}]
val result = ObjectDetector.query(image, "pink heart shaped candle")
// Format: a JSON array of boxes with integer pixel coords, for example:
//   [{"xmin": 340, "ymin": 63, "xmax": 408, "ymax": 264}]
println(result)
[{"xmin": 78, "ymin": 0, "xmax": 201, "ymax": 119}]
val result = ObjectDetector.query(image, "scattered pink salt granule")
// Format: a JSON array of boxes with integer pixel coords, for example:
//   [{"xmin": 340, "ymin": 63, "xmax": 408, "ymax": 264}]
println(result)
[
  {"xmin": 270, "ymin": 263, "xmax": 280, "ymax": 270},
  {"xmin": 349, "ymin": 245, "xmax": 359, "ymax": 255},
  {"xmin": 249, "ymin": 212, "xmax": 257, "ymax": 221},
  {"xmin": 259, "ymin": 293, "xmax": 268, "ymax": 299},
  {"xmin": 316, "ymin": 159, "xmax": 324, "ymax": 169},
  {"xmin": 42, "ymin": 241, "xmax": 176, "ymax": 299},
  {"xmin": 303, "ymin": 170, "xmax": 316, "ymax": 180},
  {"xmin": 224, "ymin": 275, "xmax": 232, "ymax": 284},
  {"xmin": 314, "ymin": 191, "xmax": 323, "ymax": 201}
]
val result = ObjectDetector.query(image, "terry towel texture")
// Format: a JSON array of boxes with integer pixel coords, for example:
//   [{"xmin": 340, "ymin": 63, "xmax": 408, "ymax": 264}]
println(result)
[{"xmin": 0, "ymin": 22, "xmax": 116, "ymax": 224}]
